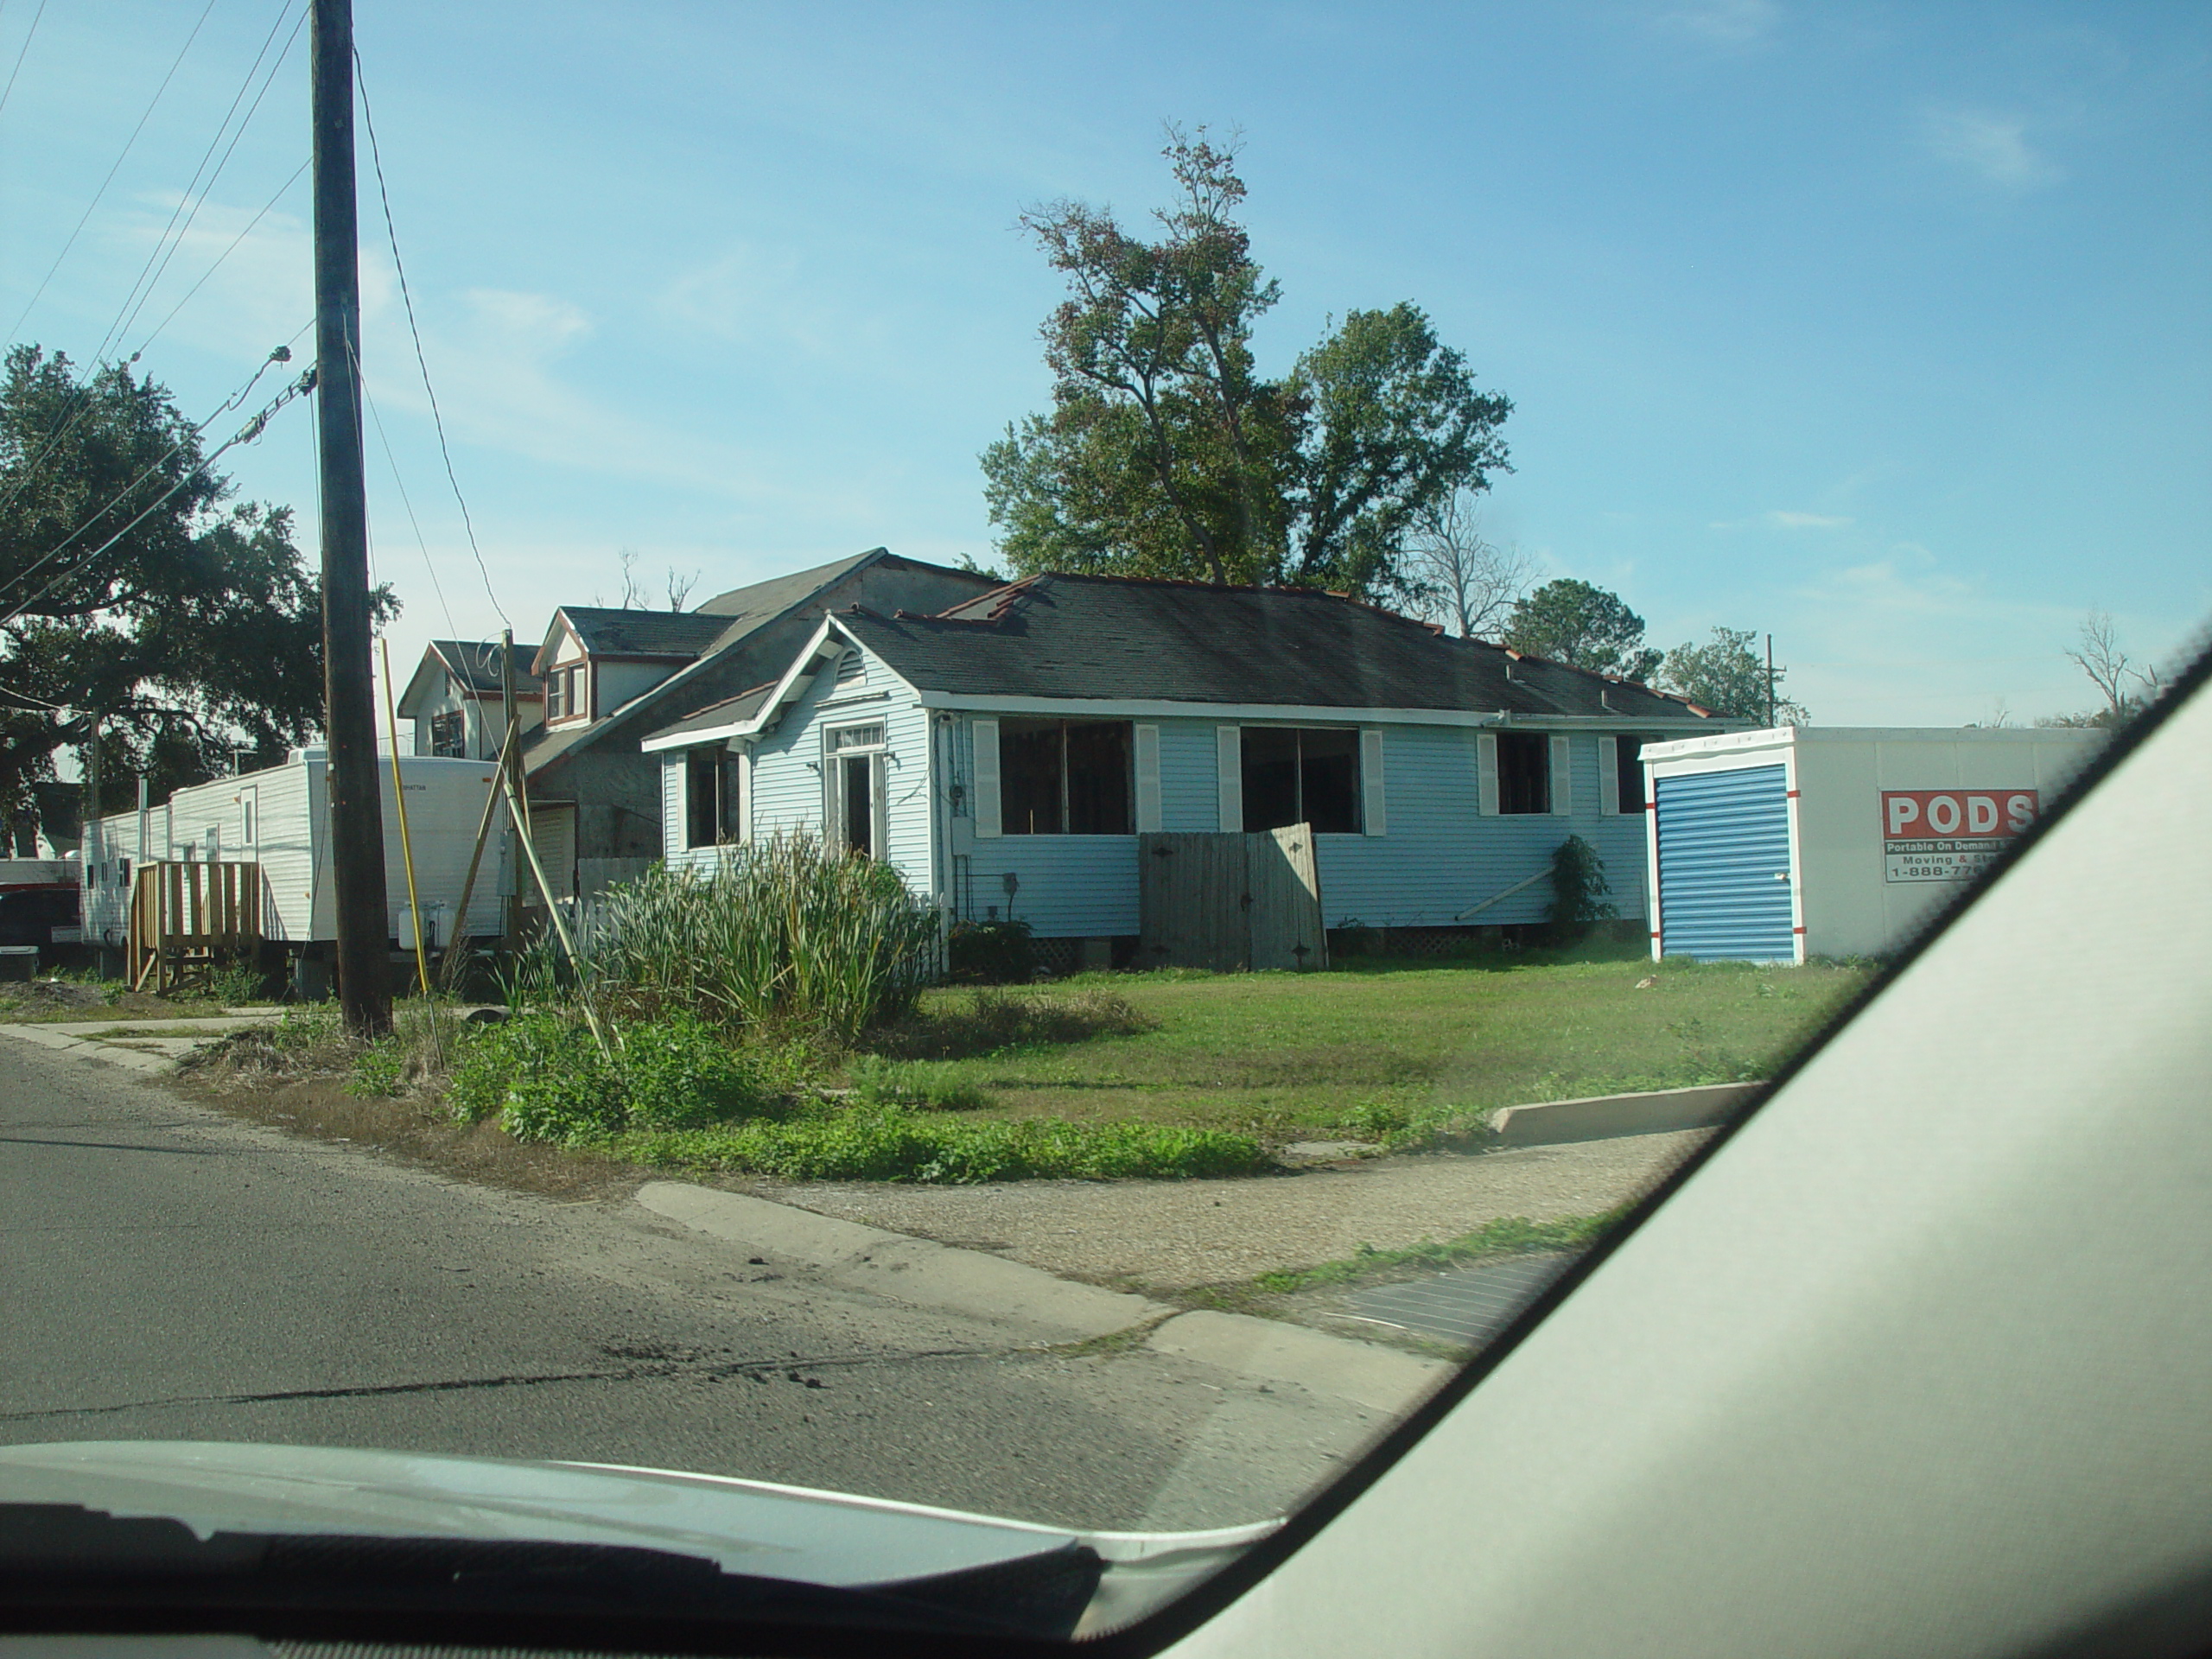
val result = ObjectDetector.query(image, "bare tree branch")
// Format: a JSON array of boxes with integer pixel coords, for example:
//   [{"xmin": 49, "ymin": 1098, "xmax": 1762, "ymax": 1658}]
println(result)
[
  {"xmin": 1402, "ymin": 493, "xmax": 1537, "ymax": 638},
  {"xmin": 664, "ymin": 566, "xmax": 700, "ymax": 612}
]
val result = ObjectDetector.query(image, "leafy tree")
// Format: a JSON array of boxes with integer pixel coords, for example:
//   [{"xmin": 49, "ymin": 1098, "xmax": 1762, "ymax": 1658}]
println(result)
[
  {"xmin": 0, "ymin": 345, "xmax": 386, "ymax": 839},
  {"xmin": 1402, "ymin": 489, "xmax": 1537, "ymax": 639},
  {"xmin": 1657, "ymin": 625, "xmax": 1808, "ymax": 723},
  {"xmin": 1503, "ymin": 578, "xmax": 1662, "ymax": 680},
  {"xmin": 982, "ymin": 128, "xmax": 1510, "ymax": 598}
]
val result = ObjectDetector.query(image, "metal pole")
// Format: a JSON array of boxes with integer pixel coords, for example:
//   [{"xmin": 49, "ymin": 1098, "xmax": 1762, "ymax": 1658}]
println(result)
[
  {"xmin": 378, "ymin": 637, "xmax": 432, "ymax": 1000},
  {"xmin": 312, "ymin": 0, "xmax": 391, "ymax": 1036}
]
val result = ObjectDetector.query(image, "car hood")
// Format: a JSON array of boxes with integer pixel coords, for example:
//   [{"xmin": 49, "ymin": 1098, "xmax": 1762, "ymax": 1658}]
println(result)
[{"xmin": 0, "ymin": 1440, "xmax": 1274, "ymax": 1637}]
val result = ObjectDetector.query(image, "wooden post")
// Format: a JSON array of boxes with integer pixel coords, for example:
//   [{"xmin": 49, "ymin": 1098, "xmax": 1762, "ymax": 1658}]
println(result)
[{"xmin": 313, "ymin": 0, "xmax": 391, "ymax": 1036}]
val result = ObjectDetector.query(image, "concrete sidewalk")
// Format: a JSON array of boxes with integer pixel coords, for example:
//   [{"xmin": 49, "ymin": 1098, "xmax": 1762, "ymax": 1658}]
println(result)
[{"xmin": 734, "ymin": 1128, "xmax": 1708, "ymax": 1293}]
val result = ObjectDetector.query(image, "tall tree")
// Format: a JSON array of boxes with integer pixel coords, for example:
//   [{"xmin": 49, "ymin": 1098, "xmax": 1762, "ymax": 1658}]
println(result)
[
  {"xmin": 982, "ymin": 128, "xmax": 1510, "ymax": 598},
  {"xmin": 1503, "ymin": 578, "xmax": 1662, "ymax": 680},
  {"xmin": 0, "ymin": 346, "xmax": 384, "ymax": 839},
  {"xmin": 1401, "ymin": 489, "xmax": 1537, "ymax": 639},
  {"xmin": 2039, "ymin": 607, "xmax": 2165, "ymax": 728},
  {"xmin": 1657, "ymin": 626, "xmax": 1808, "ymax": 723}
]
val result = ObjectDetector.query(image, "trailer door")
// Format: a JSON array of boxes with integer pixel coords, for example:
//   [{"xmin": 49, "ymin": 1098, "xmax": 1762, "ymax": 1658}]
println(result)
[{"xmin": 1654, "ymin": 764, "xmax": 1794, "ymax": 961}]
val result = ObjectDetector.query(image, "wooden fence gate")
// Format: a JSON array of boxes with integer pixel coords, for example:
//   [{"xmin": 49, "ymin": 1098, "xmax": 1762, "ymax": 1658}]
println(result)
[
  {"xmin": 1138, "ymin": 825, "xmax": 1328, "ymax": 972},
  {"xmin": 129, "ymin": 860, "xmax": 262, "ymax": 993}
]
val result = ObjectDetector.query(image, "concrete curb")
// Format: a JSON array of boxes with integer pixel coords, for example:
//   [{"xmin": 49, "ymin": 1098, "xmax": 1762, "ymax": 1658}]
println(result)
[
  {"xmin": 636, "ymin": 1182, "xmax": 1445, "ymax": 1412},
  {"xmin": 1485, "ymin": 1081, "xmax": 1762, "ymax": 1147},
  {"xmin": 1144, "ymin": 1310, "xmax": 1446, "ymax": 1414},
  {"xmin": 0, "ymin": 1022, "xmax": 191, "ymax": 1074},
  {"xmin": 636, "ymin": 1181, "xmax": 1173, "ymax": 1342}
]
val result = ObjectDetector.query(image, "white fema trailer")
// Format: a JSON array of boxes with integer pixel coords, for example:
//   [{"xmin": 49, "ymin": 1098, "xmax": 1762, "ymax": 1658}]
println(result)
[
  {"xmin": 1641, "ymin": 725, "xmax": 2101, "ymax": 963},
  {"xmin": 79, "ymin": 748, "xmax": 513, "ymax": 986}
]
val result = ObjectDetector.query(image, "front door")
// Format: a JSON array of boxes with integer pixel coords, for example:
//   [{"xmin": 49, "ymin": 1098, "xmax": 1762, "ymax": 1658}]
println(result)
[{"xmin": 841, "ymin": 753, "xmax": 874, "ymax": 858}]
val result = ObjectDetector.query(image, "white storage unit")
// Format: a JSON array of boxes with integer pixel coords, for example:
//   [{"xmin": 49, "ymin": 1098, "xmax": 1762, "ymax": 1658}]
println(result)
[
  {"xmin": 79, "ymin": 751, "xmax": 512, "ymax": 956},
  {"xmin": 1642, "ymin": 727, "xmax": 2101, "ymax": 963}
]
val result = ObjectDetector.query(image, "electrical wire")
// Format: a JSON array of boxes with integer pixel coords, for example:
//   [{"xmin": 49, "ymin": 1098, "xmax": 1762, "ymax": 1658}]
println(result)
[
  {"xmin": 0, "ymin": 341, "xmax": 304, "ymax": 605},
  {"xmin": 360, "ymin": 372, "xmax": 464, "ymax": 651},
  {"xmin": 355, "ymin": 47, "xmax": 509, "ymax": 631},
  {"xmin": 0, "ymin": 0, "xmax": 48, "ymax": 124},
  {"xmin": 3, "ymin": 0, "xmax": 219, "ymax": 349},
  {"xmin": 0, "ymin": 0, "xmax": 301, "ymax": 522},
  {"xmin": 130, "ymin": 156, "xmax": 310, "ymax": 353},
  {"xmin": 1, "ymin": 365, "xmax": 317, "ymax": 628}
]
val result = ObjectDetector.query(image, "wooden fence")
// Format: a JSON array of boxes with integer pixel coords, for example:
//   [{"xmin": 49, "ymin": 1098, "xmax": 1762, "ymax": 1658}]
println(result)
[
  {"xmin": 129, "ymin": 860, "xmax": 262, "ymax": 994},
  {"xmin": 1138, "ymin": 825, "xmax": 1328, "ymax": 972}
]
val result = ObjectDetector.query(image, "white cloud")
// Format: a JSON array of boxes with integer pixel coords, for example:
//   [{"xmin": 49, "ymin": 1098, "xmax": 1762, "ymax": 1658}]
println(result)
[
  {"xmin": 658, "ymin": 244, "xmax": 897, "ymax": 366},
  {"xmin": 1923, "ymin": 108, "xmax": 2062, "ymax": 192},
  {"xmin": 1766, "ymin": 510, "xmax": 1853, "ymax": 530},
  {"xmin": 1661, "ymin": 0, "xmax": 1777, "ymax": 48}
]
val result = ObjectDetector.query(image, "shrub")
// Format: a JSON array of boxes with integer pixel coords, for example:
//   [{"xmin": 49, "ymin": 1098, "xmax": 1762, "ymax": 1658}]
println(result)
[
  {"xmin": 946, "ymin": 918, "xmax": 1034, "ymax": 984},
  {"xmin": 1547, "ymin": 835, "xmax": 1618, "ymax": 942},
  {"xmin": 448, "ymin": 1009, "xmax": 795, "ymax": 1145},
  {"xmin": 618, "ymin": 1108, "xmax": 1269, "ymax": 1184},
  {"xmin": 577, "ymin": 833, "xmax": 941, "ymax": 1044}
]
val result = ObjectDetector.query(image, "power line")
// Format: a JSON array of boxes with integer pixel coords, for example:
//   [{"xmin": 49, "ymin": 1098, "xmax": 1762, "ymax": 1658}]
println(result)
[
  {"xmin": 130, "ymin": 156, "xmax": 310, "ymax": 353},
  {"xmin": 0, "ymin": 0, "xmax": 301, "ymax": 522},
  {"xmin": 1, "ymin": 365, "xmax": 317, "ymax": 628},
  {"xmin": 359, "ymin": 372, "xmax": 463, "ymax": 649},
  {"xmin": 0, "ymin": 342, "xmax": 303, "ymax": 606},
  {"xmin": 3, "ymin": 0, "xmax": 219, "ymax": 348},
  {"xmin": 0, "ymin": 0, "xmax": 48, "ymax": 124},
  {"xmin": 105, "ymin": 1, "xmax": 309, "ymax": 364},
  {"xmin": 355, "ymin": 48, "xmax": 509, "ymax": 630}
]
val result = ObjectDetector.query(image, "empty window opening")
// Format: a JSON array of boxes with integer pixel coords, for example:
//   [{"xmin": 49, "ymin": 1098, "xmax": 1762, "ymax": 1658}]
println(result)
[
  {"xmin": 1616, "ymin": 735, "xmax": 1652, "ymax": 813},
  {"xmin": 1243, "ymin": 727, "xmax": 1360, "ymax": 833},
  {"xmin": 685, "ymin": 747, "xmax": 734, "ymax": 849},
  {"xmin": 1497, "ymin": 731, "xmax": 1551, "ymax": 815},
  {"xmin": 1000, "ymin": 720, "xmax": 1132, "ymax": 835}
]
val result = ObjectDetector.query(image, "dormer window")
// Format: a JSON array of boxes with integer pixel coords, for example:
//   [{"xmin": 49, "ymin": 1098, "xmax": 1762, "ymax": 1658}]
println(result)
[{"xmin": 546, "ymin": 664, "xmax": 587, "ymax": 723}]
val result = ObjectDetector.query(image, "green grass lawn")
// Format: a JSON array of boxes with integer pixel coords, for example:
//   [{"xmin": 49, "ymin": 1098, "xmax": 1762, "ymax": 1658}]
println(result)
[{"xmin": 861, "ymin": 950, "xmax": 1872, "ymax": 1145}]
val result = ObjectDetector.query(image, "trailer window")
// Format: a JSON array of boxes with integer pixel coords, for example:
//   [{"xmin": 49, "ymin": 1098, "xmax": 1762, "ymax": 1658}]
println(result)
[{"xmin": 1497, "ymin": 731, "xmax": 1550, "ymax": 814}]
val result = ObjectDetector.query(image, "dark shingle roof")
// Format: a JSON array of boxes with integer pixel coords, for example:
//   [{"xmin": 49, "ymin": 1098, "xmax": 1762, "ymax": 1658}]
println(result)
[
  {"xmin": 429, "ymin": 639, "xmax": 539, "ymax": 696},
  {"xmin": 832, "ymin": 574, "xmax": 1713, "ymax": 721},
  {"xmin": 693, "ymin": 551, "xmax": 878, "ymax": 629},
  {"xmin": 555, "ymin": 607, "xmax": 731, "ymax": 658}
]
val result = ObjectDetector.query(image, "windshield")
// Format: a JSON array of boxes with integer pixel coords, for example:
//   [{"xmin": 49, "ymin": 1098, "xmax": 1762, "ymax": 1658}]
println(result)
[{"xmin": 2, "ymin": 2, "xmax": 2204, "ymax": 1649}]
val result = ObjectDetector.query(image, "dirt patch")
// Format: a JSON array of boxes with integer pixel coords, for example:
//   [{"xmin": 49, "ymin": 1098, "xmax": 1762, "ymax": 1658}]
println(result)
[{"xmin": 171, "ymin": 1066, "xmax": 646, "ymax": 1203}]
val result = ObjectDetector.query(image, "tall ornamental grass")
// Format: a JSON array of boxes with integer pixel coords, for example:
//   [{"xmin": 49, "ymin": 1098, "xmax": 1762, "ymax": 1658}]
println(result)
[{"xmin": 579, "ymin": 832, "xmax": 941, "ymax": 1044}]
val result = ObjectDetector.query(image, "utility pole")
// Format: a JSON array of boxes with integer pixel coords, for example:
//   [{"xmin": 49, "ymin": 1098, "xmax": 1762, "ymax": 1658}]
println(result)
[
  {"xmin": 499, "ymin": 627, "xmax": 526, "ymax": 949},
  {"xmin": 312, "ymin": 0, "xmax": 391, "ymax": 1036},
  {"xmin": 1765, "ymin": 633, "xmax": 1777, "ymax": 728}
]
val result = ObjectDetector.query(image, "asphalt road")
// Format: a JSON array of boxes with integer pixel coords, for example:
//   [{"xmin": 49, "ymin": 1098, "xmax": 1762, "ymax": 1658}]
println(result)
[{"xmin": 0, "ymin": 1039, "xmax": 1394, "ymax": 1534}]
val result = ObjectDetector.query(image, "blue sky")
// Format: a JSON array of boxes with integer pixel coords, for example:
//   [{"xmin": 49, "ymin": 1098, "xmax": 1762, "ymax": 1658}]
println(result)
[{"xmin": 4, "ymin": 0, "xmax": 2206, "ymax": 728}]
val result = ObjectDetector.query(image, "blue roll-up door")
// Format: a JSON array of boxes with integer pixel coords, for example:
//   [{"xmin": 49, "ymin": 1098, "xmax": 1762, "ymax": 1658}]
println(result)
[{"xmin": 1655, "ymin": 765, "xmax": 1794, "ymax": 961}]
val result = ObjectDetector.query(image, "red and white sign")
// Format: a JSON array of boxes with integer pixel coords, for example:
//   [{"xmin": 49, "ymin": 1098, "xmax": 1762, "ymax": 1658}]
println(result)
[{"xmin": 1880, "ymin": 789, "xmax": 2039, "ymax": 883}]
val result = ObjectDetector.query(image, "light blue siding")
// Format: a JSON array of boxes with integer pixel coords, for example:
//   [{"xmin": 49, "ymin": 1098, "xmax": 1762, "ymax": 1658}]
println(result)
[{"xmin": 666, "ymin": 684, "xmax": 1671, "ymax": 939}]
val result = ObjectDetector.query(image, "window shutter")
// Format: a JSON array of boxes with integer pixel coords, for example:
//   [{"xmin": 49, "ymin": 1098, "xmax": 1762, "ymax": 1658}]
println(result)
[
  {"xmin": 731, "ymin": 742, "xmax": 751, "ymax": 843},
  {"xmin": 1478, "ymin": 732, "xmax": 1499, "ymax": 816},
  {"xmin": 1134, "ymin": 724, "xmax": 1162, "ymax": 833},
  {"xmin": 1599, "ymin": 736, "xmax": 1620, "ymax": 817},
  {"xmin": 972, "ymin": 718, "xmax": 1001, "ymax": 838},
  {"xmin": 1216, "ymin": 727, "xmax": 1243, "ymax": 831},
  {"xmin": 1551, "ymin": 734, "xmax": 1573, "ymax": 815},
  {"xmin": 1360, "ymin": 728, "xmax": 1387, "ymax": 836},
  {"xmin": 820, "ymin": 728, "xmax": 838, "ymax": 839}
]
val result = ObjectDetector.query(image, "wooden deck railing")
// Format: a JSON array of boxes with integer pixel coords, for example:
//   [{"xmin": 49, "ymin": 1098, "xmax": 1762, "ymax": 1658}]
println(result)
[{"xmin": 129, "ymin": 860, "xmax": 263, "ymax": 994}]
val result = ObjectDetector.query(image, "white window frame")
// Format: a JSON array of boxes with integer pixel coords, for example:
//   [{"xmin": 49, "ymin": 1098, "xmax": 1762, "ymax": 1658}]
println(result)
[{"xmin": 824, "ymin": 721, "xmax": 889, "ymax": 858}]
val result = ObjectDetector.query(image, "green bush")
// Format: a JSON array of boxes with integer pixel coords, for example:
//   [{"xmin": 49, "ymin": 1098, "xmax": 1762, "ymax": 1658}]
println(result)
[
  {"xmin": 448, "ymin": 1009, "xmax": 793, "ymax": 1145},
  {"xmin": 946, "ymin": 918, "xmax": 1034, "ymax": 984},
  {"xmin": 617, "ymin": 1107, "xmax": 1268, "ymax": 1184},
  {"xmin": 577, "ymin": 832, "xmax": 942, "ymax": 1043},
  {"xmin": 1547, "ymin": 835, "xmax": 1619, "ymax": 942}
]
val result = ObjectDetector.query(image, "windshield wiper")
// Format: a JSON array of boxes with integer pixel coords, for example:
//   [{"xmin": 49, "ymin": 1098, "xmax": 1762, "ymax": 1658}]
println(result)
[{"xmin": 0, "ymin": 1503, "xmax": 1103, "ymax": 1643}]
